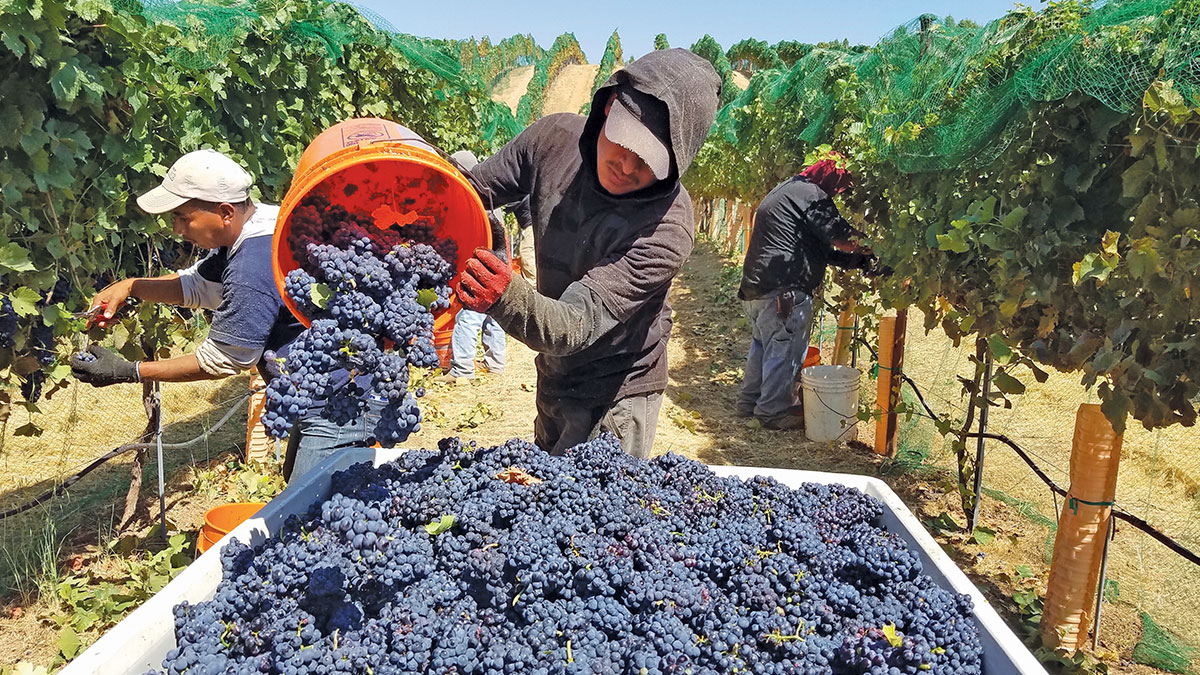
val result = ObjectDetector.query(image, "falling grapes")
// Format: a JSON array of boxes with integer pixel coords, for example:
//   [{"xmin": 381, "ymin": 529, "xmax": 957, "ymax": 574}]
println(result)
[{"xmin": 267, "ymin": 192, "xmax": 458, "ymax": 446}]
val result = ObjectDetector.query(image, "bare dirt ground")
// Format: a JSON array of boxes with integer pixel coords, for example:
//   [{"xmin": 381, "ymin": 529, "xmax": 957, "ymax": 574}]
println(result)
[
  {"xmin": 732, "ymin": 69, "xmax": 751, "ymax": 90},
  {"xmin": 489, "ymin": 65, "xmax": 534, "ymax": 115},
  {"xmin": 1, "ymin": 241, "xmax": 1196, "ymax": 673},
  {"xmin": 541, "ymin": 63, "xmax": 599, "ymax": 116}
]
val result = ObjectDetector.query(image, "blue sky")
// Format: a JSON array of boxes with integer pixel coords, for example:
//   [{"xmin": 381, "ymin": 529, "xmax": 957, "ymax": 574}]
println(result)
[{"xmin": 353, "ymin": 1, "xmax": 1029, "ymax": 61}]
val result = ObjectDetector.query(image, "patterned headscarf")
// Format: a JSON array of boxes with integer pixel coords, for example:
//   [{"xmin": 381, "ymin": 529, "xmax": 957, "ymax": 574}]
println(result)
[{"xmin": 799, "ymin": 154, "xmax": 854, "ymax": 195}]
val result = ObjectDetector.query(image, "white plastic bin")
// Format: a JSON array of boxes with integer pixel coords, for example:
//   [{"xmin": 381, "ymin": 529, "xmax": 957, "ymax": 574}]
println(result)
[
  {"xmin": 65, "ymin": 449, "xmax": 1047, "ymax": 675},
  {"xmin": 802, "ymin": 365, "xmax": 861, "ymax": 442}
]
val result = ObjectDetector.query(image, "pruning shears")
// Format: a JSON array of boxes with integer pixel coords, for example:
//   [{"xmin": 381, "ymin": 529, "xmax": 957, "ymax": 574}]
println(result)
[
  {"xmin": 73, "ymin": 297, "xmax": 141, "ymax": 325},
  {"xmin": 73, "ymin": 298, "xmax": 141, "ymax": 353}
]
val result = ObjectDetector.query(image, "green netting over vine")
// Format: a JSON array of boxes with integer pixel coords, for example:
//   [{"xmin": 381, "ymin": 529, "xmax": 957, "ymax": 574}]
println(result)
[
  {"xmin": 1133, "ymin": 612, "xmax": 1199, "ymax": 673},
  {"xmin": 714, "ymin": 0, "xmax": 1200, "ymax": 172},
  {"xmin": 135, "ymin": 0, "xmax": 520, "ymax": 144}
]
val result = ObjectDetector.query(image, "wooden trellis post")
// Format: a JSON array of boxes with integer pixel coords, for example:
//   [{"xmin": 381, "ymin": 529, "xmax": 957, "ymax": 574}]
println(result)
[
  {"xmin": 832, "ymin": 301, "xmax": 857, "ymax": 366},
  {"xmin": 873, "ymin": 310, "xmax": 907, "ymax": 457}
]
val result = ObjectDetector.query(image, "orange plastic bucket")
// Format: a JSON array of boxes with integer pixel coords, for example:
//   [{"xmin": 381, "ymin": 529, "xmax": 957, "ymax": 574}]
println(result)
[
  {"xmin": 272, "ymin": 118, "xmax": 491, "ymax": 341},
  {"xmin": 804, "ymin": 345, "xmax": 821, "ymax": 370},
  {"xmin": 197, "ymin": 502, "xmax": 265, "ymax": 554},
  {"xmin": 434, "ymin": 328, "xmax": 453, "ymax": 371}
]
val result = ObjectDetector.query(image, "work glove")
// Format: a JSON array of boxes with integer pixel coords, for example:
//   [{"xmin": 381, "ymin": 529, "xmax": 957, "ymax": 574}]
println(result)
[
  {"xmin": 776, "ymin": 290, "xmax": 795, "ymax": 320},
  {"xmin": 456, "ymin": 248, "xmax": 512, "ymax": 312},
  {"xmin": 862, "ymin": 254, "xmax": 894, "ymax": 279},
  {"xmin": 70, "ymin": 345, "xmax": 140, "ymax": 387},
  {"xmin": 485, "ymin": 210, "xmax": 510, "ymax": 260}
]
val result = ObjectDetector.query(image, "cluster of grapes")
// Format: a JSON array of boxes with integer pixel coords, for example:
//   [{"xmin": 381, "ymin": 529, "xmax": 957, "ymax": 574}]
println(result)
[
  {"xmin": 262, "ymin": 193, "xmax": 458, "ymax": 446},
  {"xmin": 153, "ymin": 435, "xmax": 983, "ymax": 674},
  {"xmin": 0, "ymin": 297, "xmax": 16, "ymax": 349},
  {"xmin": 5, "ymin": 281, "xmax": 74, "ymax": 404}
]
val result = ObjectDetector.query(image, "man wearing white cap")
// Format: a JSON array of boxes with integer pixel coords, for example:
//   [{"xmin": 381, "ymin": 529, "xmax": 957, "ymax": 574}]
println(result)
[
  {"xmin": 71, "ymin": 149, "xmax": 302, "ymax": 387},
  {"xmin": 73, "ymin": 150, "xmax": 378, "ymax": 479},
  {"xmin": 455, "ymin": 49, "xmax": 721, "ymax": 459}
]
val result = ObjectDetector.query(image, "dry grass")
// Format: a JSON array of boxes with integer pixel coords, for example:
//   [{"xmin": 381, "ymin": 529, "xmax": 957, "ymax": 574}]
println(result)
[
  {"xmin": 541, "ymin": 64, "xmax": 600, "ymax": 116},
  {"xmin": 489, "ymin": 65, "xmax": 535, "ymax": 115}
]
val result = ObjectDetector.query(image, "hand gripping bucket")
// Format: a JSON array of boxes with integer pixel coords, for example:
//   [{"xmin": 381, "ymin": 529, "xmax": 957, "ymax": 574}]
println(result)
[
  {"xmin": 272, "ymin": 118, "xmax": 492, "ymax": 339},
  {"xmin": 800, "ymin": 365, "xmax": 861, "ymax": 442}
]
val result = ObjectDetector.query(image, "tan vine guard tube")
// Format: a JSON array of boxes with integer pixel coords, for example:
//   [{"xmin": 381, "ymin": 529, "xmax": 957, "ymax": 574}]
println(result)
[{"xmin": 1042, "ymin": 403, "xmax": 1123, "ymax": 651}]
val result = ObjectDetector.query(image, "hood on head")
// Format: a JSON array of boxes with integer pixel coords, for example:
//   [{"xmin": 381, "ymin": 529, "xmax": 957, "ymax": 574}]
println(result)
[{"xmin": 582, "ymin": 48, "xmax": 721, "ymax": 195}]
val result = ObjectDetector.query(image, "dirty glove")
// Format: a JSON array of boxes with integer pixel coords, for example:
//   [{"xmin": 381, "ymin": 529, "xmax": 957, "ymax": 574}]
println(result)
[
  {"xmin": 70, "ymin": 345, "xmax": 140, "ymax": 387},
  {"xmin": 862, "ymin": 254, "xmax": 894, "ymax": 279},
  {"xmin": 485, "ymin": 210, "xmax": 510, "ymax": 260},
  {"xmin": 457, "ymin": 248, "xmax": 512, "ymax": 312},
  {"xmin": 776, "ymin": 290, "xmax": 795, "ymax": 320}
]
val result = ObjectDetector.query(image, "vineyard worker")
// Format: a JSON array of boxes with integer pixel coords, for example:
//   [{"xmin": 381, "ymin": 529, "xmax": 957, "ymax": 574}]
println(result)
[
  {"xmin": 69, "ymin": 150, "xmax": 371, "ymax": 480},
  {"xmin": 456, "ymin": 48, "xmax": 721, "ymax": 459},
  {"xmin": 735, "ymin": 158, "xmax": 879, "ymax": 429},
  {"xmin": 439, "ymin": 150, "xmax": 509, "ymax": 385}
]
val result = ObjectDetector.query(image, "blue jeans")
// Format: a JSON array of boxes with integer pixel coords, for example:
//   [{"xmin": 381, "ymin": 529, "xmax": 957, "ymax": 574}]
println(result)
[
  {"xmin": 450, "ymin": 309, "xmax": 506, "ymax": 378},
  {"xmin": 285, "ymin": 396, "xmax": 385, "ymax": 482},
  {"xmin": 737, "ymin": 290, "xmax": 814, "ymax": 419}
]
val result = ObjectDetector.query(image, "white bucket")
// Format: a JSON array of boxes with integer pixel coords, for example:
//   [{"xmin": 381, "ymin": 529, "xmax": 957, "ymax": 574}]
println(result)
[{"xmin": 801, "ymin": 365, "xmax": 861, "ymax": 442}]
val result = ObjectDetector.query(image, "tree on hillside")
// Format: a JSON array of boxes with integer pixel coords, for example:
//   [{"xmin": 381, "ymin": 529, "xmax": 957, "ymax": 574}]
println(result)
[{"xmin": 654, "ymin": 33, "xmax": 670, "ymax": 50}]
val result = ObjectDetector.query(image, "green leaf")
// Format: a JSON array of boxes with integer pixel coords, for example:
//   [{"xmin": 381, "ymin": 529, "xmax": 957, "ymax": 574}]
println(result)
[
  {"xmin": 972, "ymin": 526, "xmax": 996, "ymax": 545},
  {"xmin": 50, "ymin": 62, "xmax": 82, "ymax": 104},
  {"xmin": 58, "ymin": 626, "xmax": 81, "ymax": 659},
  {"xmin": 935, "ymin": 229, "xmax": 969, "ymax": 254},
  {"xmin": 13, "ymin": 422, "xmax": 42, "ymax": 437},
  {"xmin": 8, "ymin": 287, "xmax": 42, "ymax": 317},
  {"xmin": 928, "ymin": 512, "xmax": 961, "ymax": 532},
  {"xmin": 999, "ymin": 206, "xmax": 1027, "ymax": 230},
  {"xmin": 882, "ymin": 623, "xmax": 903, "ymax": 648},
  {"xmin": 1100, "ymin": 392, "xmax": 1130, "ymax": 434},
  {"xmin": 416, "ymin": 288, "xmax": 438, "ymax": 310},
  {"xmin": 992, "ymin": 371, "xmax": 1026, "ymax": 395},
  {"xmin": 1122, "ymin": 158, "xmax": 1154, "ymax": 200},
  {"xmin": 1072, "ymin": 253, "xmax": 1115, "ymax": 285},
  {"xmin": 0, "ymin": 243, "xmax": 37, "ymax": 274},
  {"xmin": 986, "ymin": 334, "xmax": 1012, "ymax": 363},
  {"xmin": 1016, "ymin": 564, "xmax": 1034, "ymax": 578},
  {"xmin": 310, "ymin": 283, "xmax": 332, "ymax": 309},
  {"xmin": 1143, "ymin": 79, "xmax": 1192, "ymax": 123},
  {"xmin": 424, "ymin": 514, "xmax": 455, "ymax": 536}
]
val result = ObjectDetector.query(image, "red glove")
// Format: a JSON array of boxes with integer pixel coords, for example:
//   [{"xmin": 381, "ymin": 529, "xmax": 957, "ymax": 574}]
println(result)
[{"xmin": 457, "ymin": 248, "xmax": 512, "ymax": 312}]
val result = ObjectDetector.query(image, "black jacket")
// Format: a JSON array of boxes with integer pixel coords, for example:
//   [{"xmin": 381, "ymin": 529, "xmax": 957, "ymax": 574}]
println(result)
[{"xmin": 739, "ymin": 176, "xmax": 864, "ymax": 300}]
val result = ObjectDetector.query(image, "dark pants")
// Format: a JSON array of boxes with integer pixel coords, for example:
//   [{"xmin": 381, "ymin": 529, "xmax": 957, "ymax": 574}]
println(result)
[
  {"xmin": 535, "ymin": 391, "xmax": 663, "ymax": 459},
  {"xmin": 737, "ymin": 289, "xmax": 814, "ymax": 419}
]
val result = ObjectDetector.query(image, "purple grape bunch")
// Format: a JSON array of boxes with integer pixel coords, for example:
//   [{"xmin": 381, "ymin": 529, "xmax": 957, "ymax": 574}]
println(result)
[
  {"xmin": 153, "ymin": 435, "xmax": 985, "ymax": 675},
  {"xmin": 264, "ymin": 193, "xmax": 458, "ymax": 445}
]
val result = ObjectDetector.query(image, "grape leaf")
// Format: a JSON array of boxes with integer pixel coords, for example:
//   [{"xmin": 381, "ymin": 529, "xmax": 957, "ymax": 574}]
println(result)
[
  {"xmin": 972, "ymin": 526, "xmax": 996, "ymax": 545},
  {"xmin": 0, "ymin": 244, "xmax": 37, "ymax": 274},
  {"xmin": 310, "ymin": 283, "xmax": 332, "ymax": 309},
  {"xmin": 416, "ymin": 288, "xmax": 438, "ymax": 310},
  {"xmin": 57, "ymin": 626, "xmax": 81, "ymax": 659},
  {"xmin": 882, "ymin": 623, "xmax": 903, "ymax": 647},
  {"xmin": 424, "ymin": 514, "xmax": 455, "ymax": 535}
]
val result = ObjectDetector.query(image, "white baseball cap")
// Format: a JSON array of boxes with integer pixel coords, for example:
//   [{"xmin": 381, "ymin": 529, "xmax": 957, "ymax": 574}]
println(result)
[
  {"xmin": 136, "ymin": 149, "xmax": 254, "ymax": 214},
  {"xmin": 603, "ymin": 87, "xmax": 673, "ymax": 181}
]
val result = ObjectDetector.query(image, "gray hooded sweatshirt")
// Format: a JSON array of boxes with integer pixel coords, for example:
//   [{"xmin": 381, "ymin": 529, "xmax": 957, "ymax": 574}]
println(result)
[{"xmin": 471, "ymin": 48, "xmax": 720, "ymax": 405}]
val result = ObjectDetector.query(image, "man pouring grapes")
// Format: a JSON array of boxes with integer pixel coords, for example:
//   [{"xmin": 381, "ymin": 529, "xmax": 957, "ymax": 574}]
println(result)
[{"xmin": 454, "ymin": 48, "xmax": 721, "ymax": 459}]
